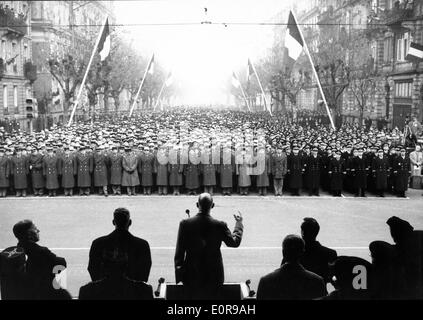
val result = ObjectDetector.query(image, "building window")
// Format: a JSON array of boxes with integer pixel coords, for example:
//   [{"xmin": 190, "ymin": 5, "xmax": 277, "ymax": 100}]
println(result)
[
  {"xmin": 394, "ymin": 81, "xmax": 412, "ymax": 98},
  {"xmin": 1, "ymin": 39, "xmax": 6, "ymax": 60},
  {"xmin": 396, "ymin": 32, "xmax": 411, "ymax": 62},
  {"xmin": 3, "ymin": 85, "xmax": 8, "ymax": 114},
  {"xmin": 384, "ymin": 37, "xmax": 393, "ymax": 63},
  {"xmin": 23, "ymin": 43, "xmax": 28, "ymax": 61},
  {"xmin": 13, "ymin": 85, "xmax": 18, "ymax": 111}
]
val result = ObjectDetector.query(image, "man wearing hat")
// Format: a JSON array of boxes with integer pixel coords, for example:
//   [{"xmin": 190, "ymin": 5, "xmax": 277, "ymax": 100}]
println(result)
[
  {"xmin": 371, "ymin": 149, "xmax": 390, "ymax": 197},
  {"xmin": 219, "ymin": 143, "xmax": 234, "ymax": 195},
  {"xmin": 138, "ymin": 146, "xmax": 155, "ymax": 195},
  {"xmin": 168, "ymin": 145, "xmax": 184, "ymax": 195},
  {"xmin": 287, "ymin": 145, "xmax": 304, "ymax": 196},
  {"xmin": 271, "ymin": 145, "xmax": 287, "ymax": 196},
  {"xmin": 109, "ymin": 145, "xmax": 123, "ymax": 196},
  {"xmin": 392, "ymin": 148, "xmax": 411, "ymax": 198},
  {"xmin": 11, "ymin": 147, "xmax": 29, "ymax": 197},
  {"xmin": 305, "ymin": 147, "xmax": 321, "ymax": 196},
  {"xmin": 122, "ymin": 145, "xmax": 139, "ymax": 196},
  {"xmin": 76, "ymin": 145, "xmax": 93, "ymax": 196},
  {"xmin": 328, "ymin": 150, "xmax": 346, "ymax": 197},
  {"xmin": 351, "ymin": 148, "xmax": 368, "ymax": 197},
  {"xmin": 61, "ymin": 146, "xmax": 77, "ymax": 196},
  {"xmin": 93, "ymin": 145, "xmax": 109, "ymax": 197},
  {"xmin": 201, "ymin": 147, "xmax": 217, "ymax": 196},
  {"xmin": 29, "ymin": 146, "xmax": 45, "ymax": 196},
  {"xmin": 43, "ymin": 146, "xmax": 60, "ymax": 197},
  {"xmin": 0, "ymin": 146, "xmax": 10, "ymax": 197}
]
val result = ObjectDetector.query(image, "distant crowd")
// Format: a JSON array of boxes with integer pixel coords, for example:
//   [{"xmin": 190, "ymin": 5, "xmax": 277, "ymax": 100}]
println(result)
[{"xmin": 1, "ymin": 109, "xmax": 422, "ymax": 198}]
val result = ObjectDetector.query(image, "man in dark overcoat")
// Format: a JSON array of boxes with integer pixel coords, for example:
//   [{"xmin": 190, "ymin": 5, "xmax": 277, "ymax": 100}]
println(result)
[
  {"xmin": 271, "ymin": 146, "xmax": 287, "ymax": 196},
  {"xmin": 393, "ymin": 148, "xmax": 411, "ymax": 197},
  {"xmin": 174, "ymin": 193, "xmax": 243, "ymax": 299},
  {"xmin": 93, "ymin": 145, "xmax": 109, "ymax": 197},
  {"xmin": 122, "ymin": 146, "xmax": 139, "ymax": 196},
  {"xmin": 29, "ymin": 147, "xmax": 45, "ymax": 196},
  {"xmin": 371, "ymin": 149, "xmax": 390, "ymax": 197},
  {"xmin": 109, "ymin": 145, "xmax": 123, "ymax": 195},
  {"xmin": 305, "ymin": 147, "xmax": 321, "ymax": 196},
  {"xmin": 138, "ymin": 147, "xmax": 154, "ymax": 195},
  {"xmin": 0, "ymin": 147, "xmax": 10, "ymax": 197},
  {"xmin": 61, "ymin": 146, "xmax": 77, "ymax": 196},
  {"xmin": 168, "ymin": 146, "xmax": 183, "ymax": 195},
  {"xmin": 11, "ymin": 147, "xmax": 29, "ymax": 197},
  {"xmin": 351, "ymin": 148, "xmax": 368, "ymax": 197},
  {"xmin": 43, "ymin": 146, "xmax": 60, "ymax": 197},
  {"xmin": 328, "ymin": 150, "xmax": 345, "ymax": 196},
  {"xmin": 287, "ymin": 146, "xmax": 304, "ymax": 196},
  {"xmin": 76, "ymin": 146, "xmax": 93, "ymax": 196}
]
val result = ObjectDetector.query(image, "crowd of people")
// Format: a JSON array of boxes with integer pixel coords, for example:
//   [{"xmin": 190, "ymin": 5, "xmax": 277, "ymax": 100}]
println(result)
[
  {"xmin": 1, "ymin": 109, "xmax": 422, "ymax": 198},
  {"xmin": 0, "ymin": 193, "xmax": 422, "ymax": 300}
]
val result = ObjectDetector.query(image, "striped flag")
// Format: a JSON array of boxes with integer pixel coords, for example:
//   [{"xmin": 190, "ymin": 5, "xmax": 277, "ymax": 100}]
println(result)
[
  {"xmin": 232, "ymin": 72, "xmax": 241, "ymax": 88},
  {"xmin": 247, "ymin": 59, "xmax": 254, "ymax": 81},
  {"xmin": 97, "ymin": 18, "xmax": 111, "ymax": 61},
  {"xmin": 285, "ymin": 11, "xmax": 304, "ymax": 61},
  {"xmin": 165, "ymin": 72, "xmax": 173, "ymax": 87},
  {"xmin": 406, "ymin": 42, "xmax": 423, "ymax": 63}
]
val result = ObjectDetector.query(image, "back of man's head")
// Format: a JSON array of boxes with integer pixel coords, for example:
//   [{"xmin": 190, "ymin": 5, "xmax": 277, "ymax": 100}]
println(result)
[
  {"xmin": 13, "ymin": 220, "xmax": 34, "ymax": 242},
  {"xmin": 113, "ymin": 208, "xmax": 131, "ymax": 230},
  {"xmin": 301, "ymin": 218, "xmax": 320, "ymax": 242},
  {"xmin": 386, "ymin": 216, "xmax": 413, "ymax": 245},
  {"xmin": 197, "ymin": 193, "xmax": 214, "ymax": 214},
  {"xmin": 282, "ymin": 235, "xmax": 305, "ymax": 263}
]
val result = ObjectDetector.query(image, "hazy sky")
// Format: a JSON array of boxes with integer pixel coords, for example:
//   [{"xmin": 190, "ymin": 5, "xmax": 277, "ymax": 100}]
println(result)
[{"xmin": 114, "ymin": 0, "xmax": 291, "ymax": 105}]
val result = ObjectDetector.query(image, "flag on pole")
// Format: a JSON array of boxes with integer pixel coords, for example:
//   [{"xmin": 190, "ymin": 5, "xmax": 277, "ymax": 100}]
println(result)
[
  {"xmin": 148, "ymin": 54, "xmax": 155, "ymax": 74},
  {"xmin": 97, "ymin": 18, "xmax": 111, "ymax": 61},
  {"xmin": 406, "ymin": 42, "xmax": 423, "ymax": 63},
  {"xmin": 232, "ymin": 72, "xmax": 241, "ymax": 88},
  {"xmin": 247, "ymin": 59, "xmax": 254, "ymax": 81},
  {"xmin": 165, "ymin": 72, "xmax": 173, "ymax": 87},
  {"xmin": 285, "ymin": 11, "xmax": 304, "ymax": 61}
]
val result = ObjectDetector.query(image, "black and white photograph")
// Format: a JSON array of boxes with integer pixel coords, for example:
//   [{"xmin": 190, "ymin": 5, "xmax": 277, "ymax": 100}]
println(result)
[{"xmin": 0, "ymin": 0, "xmax": 423, "ymax": 311}]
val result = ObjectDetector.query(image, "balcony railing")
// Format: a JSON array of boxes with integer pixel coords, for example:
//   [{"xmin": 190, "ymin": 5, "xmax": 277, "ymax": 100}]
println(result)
[{"xmin": 0, "ymin": 5, "xmax": 28, "ymax": 36}]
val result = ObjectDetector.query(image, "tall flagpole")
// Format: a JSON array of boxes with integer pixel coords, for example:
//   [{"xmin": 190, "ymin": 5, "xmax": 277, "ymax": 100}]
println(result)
[
  {"xmin": 153, "ymin": 80, "xmax": 167, "ymax": 111},
  {"xmin": 129, "ymin": 53, "xmax": 154, "ymax": 117},
  {"xmin": 67, "ymin": 16, "xmax": 108, "ymax": 127},
  {"xmin": 250, "ymin": 60, "xmax": 272, "ymax": 116},
  {"xmin": 290, "ymin": 11, "xmax": 336, "ymax": 130},
  {"xmin": 239, "ymin": 83, "xmax": 251, "ymax": 111}
]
